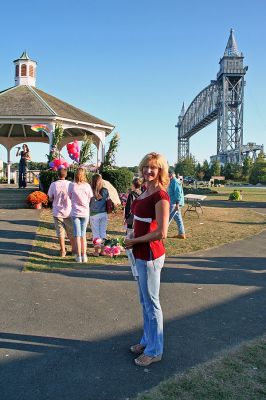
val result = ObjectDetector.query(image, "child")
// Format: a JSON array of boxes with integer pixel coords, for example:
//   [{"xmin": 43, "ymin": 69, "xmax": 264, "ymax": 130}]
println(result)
[
  {"xmin": 48, "ymin": 168, "xmax": 75, "ymax": 257},
  {"xmin": 68, "ymin": 167, "xmax": 93, "ymax": 263},
  {"xmin": 90, "ymin": 174, "xmax": 109, "ymax": 256},
  {"xmin": 124, "ymin": 177, "xmax": 142, "ymax": 229}
]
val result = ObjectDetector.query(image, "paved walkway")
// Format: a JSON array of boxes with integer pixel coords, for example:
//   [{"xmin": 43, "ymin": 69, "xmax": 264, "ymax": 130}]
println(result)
[{"xmin": 0, "ymin": 208, "xmax": 266, "ymax": 400}]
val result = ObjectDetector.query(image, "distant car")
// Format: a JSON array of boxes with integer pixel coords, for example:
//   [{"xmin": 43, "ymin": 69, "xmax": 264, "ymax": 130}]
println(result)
[{"xmin": 184, "ymin": 176, "xmax": 195, "ymax": 185}]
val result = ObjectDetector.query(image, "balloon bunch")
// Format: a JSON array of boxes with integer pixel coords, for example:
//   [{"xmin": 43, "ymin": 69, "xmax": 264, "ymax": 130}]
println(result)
[
  {"xmin": 49, "ymin": 158, "xmax": 70, "ymax": 171},
  {"xmin": 67, "ymin": 140, "xmax": 80, "ymax": 163}
]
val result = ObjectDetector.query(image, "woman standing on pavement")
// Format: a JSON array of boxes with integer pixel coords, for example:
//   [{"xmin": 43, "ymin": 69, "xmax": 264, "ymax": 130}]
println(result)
[
  {"xmin": 124, "ymin": 152, "xmax": 170, "ymax": 367},
  {"xmin": 68, "ymin": 167, "xmax": 93, "ymax": 263}
]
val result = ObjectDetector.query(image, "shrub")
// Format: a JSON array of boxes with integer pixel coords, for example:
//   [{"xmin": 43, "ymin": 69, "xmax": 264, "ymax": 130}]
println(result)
[
  {"xmin": 102, "ymin": 167, "xmax": 133, "ymax": 193},
  {"xmin": 184, "ymin": 187, "xmax": 218, "ymax": 195},
  {"xmin": 39, "ymin": 169, "xmax": 93, "ymax": 193},
  {"xmin": 39, "ymin": 170, "xmax": 58, "ymax": 193},
  {"xmin": 228, "ymin": 190, "xmax": 242, "ymax": 201}
]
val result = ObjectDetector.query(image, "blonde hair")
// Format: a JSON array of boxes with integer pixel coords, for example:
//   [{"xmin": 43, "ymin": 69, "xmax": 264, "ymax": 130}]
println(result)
[
  {"xmin": 139, "ymin": 152, "xmax": 169, "ymax": 189},
  {"xmin": 74, "ymin": 167, "xmax": 87, "ymax": 184}
]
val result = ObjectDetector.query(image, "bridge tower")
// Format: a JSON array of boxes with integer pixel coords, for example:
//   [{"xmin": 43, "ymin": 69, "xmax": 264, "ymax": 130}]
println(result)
[
  {"xmin": 215, "ymin": 29, "xmax": 248, "ymax": 164},
  {"xmin": 176, "ymin": 102, "xmax": 189, "ymax": 160}
]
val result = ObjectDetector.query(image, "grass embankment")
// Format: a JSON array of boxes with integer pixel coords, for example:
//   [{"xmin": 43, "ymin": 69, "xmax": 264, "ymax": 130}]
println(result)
[
  {"xmin": 206, "ymin": 186, "xmax": 266, "ymax": 202},
  {"xmin": 25, "ymin": 186, "xmax": 266, "ymax": 271},
  {"xmin": 135, "ymin": 335, "xmax": 266, "ymax": 400}
]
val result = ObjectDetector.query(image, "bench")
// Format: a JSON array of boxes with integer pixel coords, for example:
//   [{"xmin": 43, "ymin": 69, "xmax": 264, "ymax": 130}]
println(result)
[{"xmin": 184, "ymin": 194, "xmax": 207, "ymax": 217}]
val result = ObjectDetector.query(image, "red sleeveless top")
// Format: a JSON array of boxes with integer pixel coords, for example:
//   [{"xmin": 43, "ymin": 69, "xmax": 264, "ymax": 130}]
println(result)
[{"xmin": 131, "ymin": 190, "xmax": 170, "ymax": 261}]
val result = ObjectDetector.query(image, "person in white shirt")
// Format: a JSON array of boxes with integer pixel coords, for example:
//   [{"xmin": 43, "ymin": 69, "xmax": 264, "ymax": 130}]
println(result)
[{"xmin": 68, "ymin": 167, "xmax": 93, "ymax": 263}]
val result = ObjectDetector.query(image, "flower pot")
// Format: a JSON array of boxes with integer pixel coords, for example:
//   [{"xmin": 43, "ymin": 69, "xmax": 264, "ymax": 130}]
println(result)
[{"xmin": 34, "ymin": 203, "xmax": 42, "ymax": 209}]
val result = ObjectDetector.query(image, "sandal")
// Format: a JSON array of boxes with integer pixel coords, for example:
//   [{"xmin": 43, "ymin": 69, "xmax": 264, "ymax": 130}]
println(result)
[
  {"xmin": 134, "ymin": 354, "xmax": 162, "ymax": 367},
  {"xmin": 130, "ymin": 344, "xmax": 145, "ymax": 355}
]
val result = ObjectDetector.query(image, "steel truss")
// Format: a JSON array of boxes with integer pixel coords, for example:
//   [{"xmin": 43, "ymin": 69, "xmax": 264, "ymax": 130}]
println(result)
[
  {"xmin": 216, "ymin": 75, "xmax": 244, "ymax": 164},
  {"xmin": 175, "ymin": 30, "xmax": 258, "ymax": 165}
]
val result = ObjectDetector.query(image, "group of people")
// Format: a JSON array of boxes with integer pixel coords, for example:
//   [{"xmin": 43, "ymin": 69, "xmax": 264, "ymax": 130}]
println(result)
[
  {"xmin": 18, "ymin": 144, "xmax": 185, "ymax": 367},
  {"xmin": 48, "ymin": 167, "xmax": 111, "ymax": 263}
]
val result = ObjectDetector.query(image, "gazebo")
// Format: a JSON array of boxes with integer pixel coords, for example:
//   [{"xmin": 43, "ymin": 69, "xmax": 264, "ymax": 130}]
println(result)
[{"xmin": 0, "ymin": 51, "xmax": 115, "ymax": 183}]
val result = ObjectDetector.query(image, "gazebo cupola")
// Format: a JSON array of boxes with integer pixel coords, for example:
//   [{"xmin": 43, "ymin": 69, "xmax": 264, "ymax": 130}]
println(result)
[{"xmin": 13, "ymin": 51, "xmax": 37, "ymax": 87}]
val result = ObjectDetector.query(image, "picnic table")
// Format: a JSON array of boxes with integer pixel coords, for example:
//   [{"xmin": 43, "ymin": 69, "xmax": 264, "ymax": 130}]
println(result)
[{"xmin": 184, "ymin": 193, "xmax": 207, "ymax": 217}]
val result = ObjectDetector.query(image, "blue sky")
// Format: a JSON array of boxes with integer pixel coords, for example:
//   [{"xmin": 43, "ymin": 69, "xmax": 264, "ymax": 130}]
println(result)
[{"xmin": 0, "ymin": 0, "xmax": 265, "ymax": 166}]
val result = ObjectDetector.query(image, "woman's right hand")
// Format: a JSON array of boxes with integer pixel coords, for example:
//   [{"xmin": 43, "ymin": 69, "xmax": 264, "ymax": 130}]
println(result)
[{"xmin": 124, "ymin": 238, "xmax": 135, "ymax": 249}]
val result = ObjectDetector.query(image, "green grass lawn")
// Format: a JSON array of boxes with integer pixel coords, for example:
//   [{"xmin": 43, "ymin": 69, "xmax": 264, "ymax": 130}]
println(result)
[
  {"xmin": 205, "ymin": 186, "xmax": 266, "ymax": 202},
  {"xmin": 135, "ymin": 335, "xmax": 266, "ymax": 400},
  {"xmin": 25, "ymin": 188, "xmax": 266, "ymax": 271}
]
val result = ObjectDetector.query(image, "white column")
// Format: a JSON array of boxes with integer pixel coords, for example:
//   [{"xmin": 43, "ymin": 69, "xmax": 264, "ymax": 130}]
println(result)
[
  {"xmin": 7, "ymin": 148, "xmax": 11, "ymax": 184},
  {"xmin": 101, "ymin": 142, "xmax": 105, "ymax": 164},
  {"xmin": 97, "ymin": 145, "xmax": 100, "ymax": 169},
  {"xmin": 44, "ymin": 123, "xmax": 56, "ymax": 154},
  {"xmin": 89, "ymin": 128, "xmax": 106, "ymax": 164}
]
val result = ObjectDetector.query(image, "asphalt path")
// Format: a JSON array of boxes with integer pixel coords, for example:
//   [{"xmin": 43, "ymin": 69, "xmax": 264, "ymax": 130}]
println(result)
[{"xmin": 0, "ymin": 208, "xmax": 266, "ymax": 400}]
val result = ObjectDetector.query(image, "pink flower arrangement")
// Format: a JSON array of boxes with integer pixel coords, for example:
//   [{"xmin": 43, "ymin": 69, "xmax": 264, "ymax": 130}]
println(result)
[
  {"xmin": 103, "ymin": 245, "xmax": 121, "ymax": 257},
  {"xmin": 102, "ymin": 238, "xmax": 125, "ymax": 257},
  {"xmin": 112, "ymin": 246, "xmax": 121, "ymax": 256}
]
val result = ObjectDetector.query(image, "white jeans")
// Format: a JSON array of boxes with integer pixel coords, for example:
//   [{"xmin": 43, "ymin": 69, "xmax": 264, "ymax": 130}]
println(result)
[{"xmin": 90, "ymin": 212, "xmax": 108, "ymax": 240}]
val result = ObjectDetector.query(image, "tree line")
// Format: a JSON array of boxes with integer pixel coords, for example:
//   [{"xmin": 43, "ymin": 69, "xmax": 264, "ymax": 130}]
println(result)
[{"xmin": 172, "ymin": 152, "xmax": 266, "ymax": 185}]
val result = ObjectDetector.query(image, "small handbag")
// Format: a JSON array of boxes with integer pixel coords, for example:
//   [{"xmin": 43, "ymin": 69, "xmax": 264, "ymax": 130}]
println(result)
[{"xmin": 106, "ymin": 198, "xmax": 115, "ymax": 214}]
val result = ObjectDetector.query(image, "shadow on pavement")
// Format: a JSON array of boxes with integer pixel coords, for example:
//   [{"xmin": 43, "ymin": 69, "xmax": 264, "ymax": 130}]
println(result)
[{"xmin": 1, "ymin": 284, "xmax": 266, "ymax": 400}]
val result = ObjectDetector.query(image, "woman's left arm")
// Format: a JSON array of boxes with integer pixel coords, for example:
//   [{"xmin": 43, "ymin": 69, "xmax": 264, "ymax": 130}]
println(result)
[
  {"xmin": 26, "ymin": 152, "xmax": 31, "ymax": 161},
  {"xmin": 124, "ymin": 199, "xmax": 169, "ymax": 248}
]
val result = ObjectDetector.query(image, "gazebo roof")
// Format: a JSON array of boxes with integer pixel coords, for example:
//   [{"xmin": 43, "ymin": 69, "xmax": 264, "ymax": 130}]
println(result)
[{"xmin": 0, "ymin": 85, "xmax": 114, "ymax": 129}]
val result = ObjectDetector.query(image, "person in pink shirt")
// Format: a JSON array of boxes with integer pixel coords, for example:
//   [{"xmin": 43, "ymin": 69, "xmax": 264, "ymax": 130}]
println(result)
[
  {"xmin": 48, "ymin": 168, "xmax": 75, "ymax": 257},
  {"xmin": 68, "ymin": 167, "xmax": 93, "ymax": 263}
]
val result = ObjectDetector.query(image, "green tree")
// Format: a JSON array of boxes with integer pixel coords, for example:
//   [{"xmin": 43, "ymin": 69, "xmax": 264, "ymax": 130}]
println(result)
[
  {"xmin": 102, "ymin": 167, "xmax": 133, "ymax": 193},
  {"xmin": 210, "ymin": 160, "xmax": 221, "ymax": 176},
  {"xmin": 127, "ymin": 166, "xmax": 139, "ymax": 175},
  {"xmin": 202, "ymin": 159, "xmax": 211, "ymax": 180},
  {"xmin": 249, "ymin": 152, "xmax": 266, "ymax": 185},
  {"xmin": 231, "ymin": 163, "xmax": 243, "ymax": 181},
  {"xmin": 175, "ymin": 155, "xmax": 197, "ymax": 177},
  {"xmin": 242, "ymin": 157, "xmax": 253, "ymax": 180},
  {"xmin": 79, "ymin": 134, "xmax": 94, "ymax": 165},
  {"xmin": 102, "ymin": 132, "xmax": 120, "ymax": 170},
  {"xmin": 224, "ymin": 163, "xmax": 233, "ymax": 180},
  {"xmin": 28, "ymin": 162, "xmax": 49, "ymax": 170}
]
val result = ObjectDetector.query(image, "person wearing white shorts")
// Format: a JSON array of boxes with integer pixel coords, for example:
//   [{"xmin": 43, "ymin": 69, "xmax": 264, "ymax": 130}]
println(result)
[{"xmin": 90, "ymin": 174, "xmax": 109, "ymax": 256}]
